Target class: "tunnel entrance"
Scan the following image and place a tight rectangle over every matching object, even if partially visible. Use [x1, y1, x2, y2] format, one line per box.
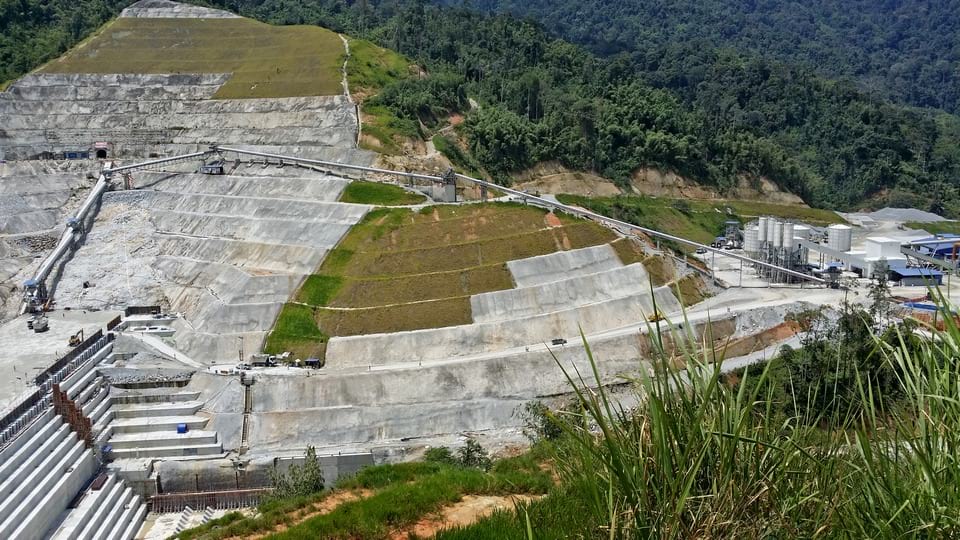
[95, 149, 107, 159]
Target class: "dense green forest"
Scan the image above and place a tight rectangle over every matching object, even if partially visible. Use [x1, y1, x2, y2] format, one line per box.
[4, 0, 960, 214]
[434, 0, 960, 116]
[0, 0, 128, 84]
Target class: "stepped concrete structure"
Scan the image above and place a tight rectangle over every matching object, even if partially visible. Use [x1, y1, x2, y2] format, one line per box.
[244, 245, 681, 452]
[507, 243, 624, 287]
[0, 333, 148, 540]
[0, 73, 372, 163]
[120, 0, 242, 18]
[53, 165, 370, 362]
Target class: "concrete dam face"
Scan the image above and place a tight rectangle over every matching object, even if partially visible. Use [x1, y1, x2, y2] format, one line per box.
[0, 72, 374, 164]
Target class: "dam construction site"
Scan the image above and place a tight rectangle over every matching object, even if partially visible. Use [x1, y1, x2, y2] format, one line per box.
[1, 1, 955, 538]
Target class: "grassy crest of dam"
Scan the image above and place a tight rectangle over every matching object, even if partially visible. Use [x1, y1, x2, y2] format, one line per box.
[40, 17, 345, 99]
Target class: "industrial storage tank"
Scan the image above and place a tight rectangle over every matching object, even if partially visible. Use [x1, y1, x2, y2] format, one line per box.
[766, 218, 776, 246]
[783, 223, 795, 250]
[744, 226, 759, 254]
[773, 220, 784, 248]
[828, 224, 853, 252]
[758, 217, 768, 244]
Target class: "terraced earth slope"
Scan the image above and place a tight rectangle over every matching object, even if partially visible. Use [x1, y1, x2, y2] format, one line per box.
[264, 203, 621, 359]
[246, 211, 788, 451]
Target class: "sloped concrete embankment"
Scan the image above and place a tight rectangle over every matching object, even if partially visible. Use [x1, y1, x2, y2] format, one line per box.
[0, 161, 95, 321]
[506, 243, 623, 287]
[0, 73, 375, 163]
[245, 298, 807, 452]
[121, 0, 242, 18]
[53, 168, 370, 362]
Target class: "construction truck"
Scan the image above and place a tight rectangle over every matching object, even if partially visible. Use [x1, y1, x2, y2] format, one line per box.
[32, 315, 49, 333]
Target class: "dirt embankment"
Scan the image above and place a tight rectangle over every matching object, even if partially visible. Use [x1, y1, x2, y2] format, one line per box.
[631, 169, 806, 206]
[513, 162, 622, 197]
[510, 162, 805, 205]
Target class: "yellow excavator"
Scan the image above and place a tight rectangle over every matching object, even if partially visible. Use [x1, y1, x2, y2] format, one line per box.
[68, 329, 84, 347]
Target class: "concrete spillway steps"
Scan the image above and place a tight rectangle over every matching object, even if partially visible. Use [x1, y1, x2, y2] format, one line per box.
[111, 415, 209, 434]
[109, 430, 221, 458]
[113, 400, 204, 419]
[111, 389, 201, 404]
[111, 430, 218, 449]
[0, 414, 98, 539]
[108, 394, 222, 458]
[51, 473, 147, 540]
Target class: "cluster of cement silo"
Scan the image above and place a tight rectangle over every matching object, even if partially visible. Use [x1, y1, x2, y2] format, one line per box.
[743, 217, 816, 282]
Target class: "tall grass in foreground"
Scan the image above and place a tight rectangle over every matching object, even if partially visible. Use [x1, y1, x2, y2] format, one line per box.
[553, 298, 960, 538]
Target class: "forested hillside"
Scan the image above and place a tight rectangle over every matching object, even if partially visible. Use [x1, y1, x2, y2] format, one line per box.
[5, 0, 960, 215]
[204, 0, 960, 213]
[435, 0, 960, 116]
[0, 0, 128, 85]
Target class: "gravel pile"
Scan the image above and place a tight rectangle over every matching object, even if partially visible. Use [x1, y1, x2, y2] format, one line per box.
[13, 234, 58, 252]
[866, 207, 948, 223]
[102, 366, 194, 385]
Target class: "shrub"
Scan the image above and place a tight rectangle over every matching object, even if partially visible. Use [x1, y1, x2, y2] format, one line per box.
[457, 439, 492, 470]
[264, 446, 325, 504]
[520, 400, 565, 443]
[424, 446, 458, 465]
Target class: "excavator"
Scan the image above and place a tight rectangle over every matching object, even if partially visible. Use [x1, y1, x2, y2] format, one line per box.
[68, 329, 84, 347]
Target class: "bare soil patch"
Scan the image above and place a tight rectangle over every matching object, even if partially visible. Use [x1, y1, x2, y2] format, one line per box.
[389, 494, 542, 539]
[228, 489, 372, 540]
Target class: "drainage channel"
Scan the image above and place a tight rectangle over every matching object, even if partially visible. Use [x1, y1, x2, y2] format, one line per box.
[239, 374, 253, 453]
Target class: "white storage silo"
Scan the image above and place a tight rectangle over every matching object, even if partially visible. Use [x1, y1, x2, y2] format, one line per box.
[828, 224, 852, 252]
[758, 217, 768, 244]
[783, 222, 795, 250]
[744, 226, 759, 254]
[766, 218, 777, 246]
[773, 221, 784, 248]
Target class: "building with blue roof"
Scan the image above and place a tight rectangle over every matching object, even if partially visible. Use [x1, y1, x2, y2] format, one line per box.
[888, 265, 944, 286]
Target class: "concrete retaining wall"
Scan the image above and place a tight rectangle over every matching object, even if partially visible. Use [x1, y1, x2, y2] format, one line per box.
[471, 263, 650, 323]
[121, 0, 241, 18]
[327, 286, 681, 367]
[0, 73, 376, 163]
[507, 243, 623, 287]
